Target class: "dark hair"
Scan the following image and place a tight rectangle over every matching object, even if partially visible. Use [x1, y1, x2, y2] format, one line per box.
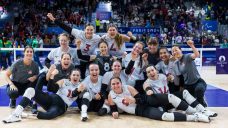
[61, 53, 72, 59]
[159, 46, 170, 55]
[107, 23, 117, 31]
[147, 37, 158, 46]
[69, 68, 81, 80]
[172, 44, 182, 51]
[24, 45, 34, 53]
[58, 33, 70, 40]
[98, 39, 108, 48]
[112, 60, 122, 67]
[85, 23, 94, 29]
[110, 76, 122, 85]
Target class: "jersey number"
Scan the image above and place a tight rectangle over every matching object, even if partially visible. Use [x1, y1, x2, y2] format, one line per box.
[83, 44, 91, 52]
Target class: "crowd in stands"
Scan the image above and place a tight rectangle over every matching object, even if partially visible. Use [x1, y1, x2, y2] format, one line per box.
[0, 0, 228, 69]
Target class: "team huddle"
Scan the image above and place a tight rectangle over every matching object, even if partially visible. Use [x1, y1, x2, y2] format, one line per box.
[3, 13, 217, 124]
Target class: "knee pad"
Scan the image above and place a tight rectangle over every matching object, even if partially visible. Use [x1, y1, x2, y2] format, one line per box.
[23, 87, 35, 100]
[161, 112, 174, 121]
[168, 94, 181, 108]
[183, 89, 196, 105]
[82, 92, 92, 101]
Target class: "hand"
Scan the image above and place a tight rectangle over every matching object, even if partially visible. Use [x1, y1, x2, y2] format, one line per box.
[95, 93, 101, 100]
[51, 69, 59, 76]
[9, 84, 18, 91]
[122, 52, 127, 58]
[49, 64, 56, 73]
[75, 39, 82, 49]
[146, 90, 153, 95]
[111, 56, 117, 61]
[124, 96, 135, 104]
[142, 53, 148, 61]
[27, 76, 37, 82]
[78, 84, 85, 92]
[127, 31, 133, 37]
[47, 13, 55, 21]
[112, 112, 119, 119]
[187, 40, 194, 47]
[167, 74, 174, 82]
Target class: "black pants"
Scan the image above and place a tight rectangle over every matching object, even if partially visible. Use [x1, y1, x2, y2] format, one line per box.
[77, 98, 104, 112]
[20, 90, 67, 119]
[168, 82, 180, 94]
[184, 78, 207, 106]
[35, 72, 48, 91]
[135, 104, 186, 121]
[7, 81, 36, 100]
[135, 80, 146, 95]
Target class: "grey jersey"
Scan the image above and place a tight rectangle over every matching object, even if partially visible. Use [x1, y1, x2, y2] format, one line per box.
[110, 85, 136, 114]
[144, 74, 169, 94]
[123, 53, 145, 85]
[48, 47, 79, 66]
[102, 70, 128, 90]
[71, 29, 101, 55]
[81, 75, 103, 99]
[156, 60, 179, 85]
[173, 54, 201, 85]
[56, 79, 80, 107]
[101, 34, 126, 57]
[53, 63, 75, 83]
[10, 59, 39, 83]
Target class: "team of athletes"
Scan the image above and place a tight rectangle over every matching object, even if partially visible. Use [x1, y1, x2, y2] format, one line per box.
[2, 13, 217, 124]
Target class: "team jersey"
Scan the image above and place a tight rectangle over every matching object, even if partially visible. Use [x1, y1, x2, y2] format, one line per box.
[123, 53, 145, 85]
[53, 63, 75, 83]
[48, 47, 79, 65]
[71, 29, 101, 55]
[81, 75, 103, 99]
[101, 34, 126, 57]
[156, 60, 179, 85]
[144, 74, 169, 94]
[94, 54, 113, 76]
[110, 85, 136, 114]
[102, 70, 128, 90]
[56, 79, 80, 107]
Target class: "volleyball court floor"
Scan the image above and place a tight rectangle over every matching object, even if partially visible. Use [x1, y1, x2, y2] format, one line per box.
[0, 66, 227, 128]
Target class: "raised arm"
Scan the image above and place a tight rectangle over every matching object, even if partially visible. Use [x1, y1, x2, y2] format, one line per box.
[187, 40, 199, 59]
[47, 13, 72, 34]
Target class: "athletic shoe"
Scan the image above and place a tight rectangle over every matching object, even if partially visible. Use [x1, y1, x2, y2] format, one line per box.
[194, 113, 210, 123]
[81, 112, 88, 122]
[9, 99, 16, 109]
[2, 113, 21, 123]
[202, 109, 218, 117]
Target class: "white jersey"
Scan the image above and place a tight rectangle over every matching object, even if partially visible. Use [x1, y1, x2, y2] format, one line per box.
[102, 70, 128, 90]
[56, 79, 80, 107]
[71, 29, 101, 55]
[156, 60, 179, 85]
[48, 47, 79, 65]
[81, 75, 103, 99]
[123, 53, 145, 86]
[110, 85, 136, 114]
[144, 74, 169, 94]
[101, 34, 126, 57]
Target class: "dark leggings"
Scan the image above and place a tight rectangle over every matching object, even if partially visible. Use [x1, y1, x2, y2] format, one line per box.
[184, 78, 207, 106]
[20, 90, 67, 120]
[135, 104, 186, 121]
[77, 98, 104, 112]
[35, 72, 48, 91]
[7, 81, 36, 100]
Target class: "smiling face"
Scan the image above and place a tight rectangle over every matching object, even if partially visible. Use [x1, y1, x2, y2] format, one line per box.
[159, 48, 170, 61]
[24, 47, 34, 60]
[146, 66, 158, 80]
[99, 42, 108, 55]
[110, 77, 122, 94]
[59, 34, 69, 48]
[61, 53, 72, 69]
[85, 25, 94, 39]
[171, 46, 182, 59]
[132, 43, 143, 55]
[70, 70, 81, 84]
[112, 61, 122, 74]
[89, 64, 100, 81]
[108, 27, 117, 38]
